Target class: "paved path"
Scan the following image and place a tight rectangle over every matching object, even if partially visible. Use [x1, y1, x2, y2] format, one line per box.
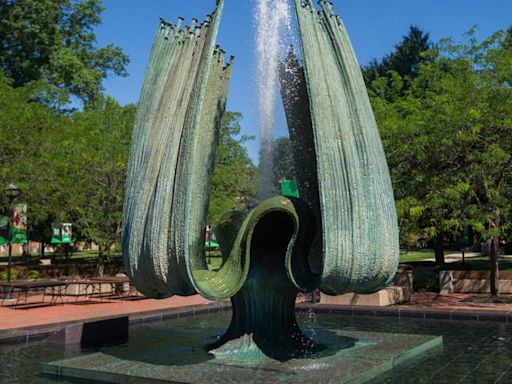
[420, 252, 512, 263]
[0, 295, 211, 331]
[421, 252, 481, 263]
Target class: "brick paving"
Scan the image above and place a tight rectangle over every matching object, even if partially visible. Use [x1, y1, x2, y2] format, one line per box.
[0, 294, 211, 331]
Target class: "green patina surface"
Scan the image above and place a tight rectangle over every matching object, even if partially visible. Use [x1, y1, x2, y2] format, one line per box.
[122, 0, 400, 355]
[291, 0, 399, 295]
[122, 1, 232, 299]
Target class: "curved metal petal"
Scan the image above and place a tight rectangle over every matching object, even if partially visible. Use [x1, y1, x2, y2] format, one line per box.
[290, 0, 400, 295]
[122, 1, 232, 298]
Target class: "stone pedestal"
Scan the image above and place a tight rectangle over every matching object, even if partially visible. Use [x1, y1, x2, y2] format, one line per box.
[320, 286, 406, 306]
[320, 266, 413, 307]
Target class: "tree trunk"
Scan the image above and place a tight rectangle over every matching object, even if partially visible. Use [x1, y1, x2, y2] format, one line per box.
[434, 233, 445, 265]
[40, 242, 45, 258]
[490, 238, 499, 297]
[96, 244, 106, 277]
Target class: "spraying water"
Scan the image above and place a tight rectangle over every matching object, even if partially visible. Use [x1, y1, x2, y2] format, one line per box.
[255, 0, 293, 199]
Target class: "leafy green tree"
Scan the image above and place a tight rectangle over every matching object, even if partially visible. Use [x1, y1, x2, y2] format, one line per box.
[363, 26, 432, 100]
[69, 96, 135, 274]
[208, 112, 258, 226]
[0, 0, 128, 103]
[0, 73, 71, 252]
[373, 27, 512, 295]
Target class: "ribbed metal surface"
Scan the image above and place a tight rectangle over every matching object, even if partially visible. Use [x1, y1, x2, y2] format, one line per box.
[292, 0, 399, 295]
[122, 1, 233, 299]
[123, 0, 399, 303]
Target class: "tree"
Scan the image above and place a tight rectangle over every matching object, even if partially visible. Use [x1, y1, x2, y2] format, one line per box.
[363, 26, 432, 100]
[0, 0, 129, 103]
[0, 73, 71, 252]
[373, 27, 512, 290]
[208, 112, 258, 226]
[69, 96, 136, 274]
[0, 77, 135, 266]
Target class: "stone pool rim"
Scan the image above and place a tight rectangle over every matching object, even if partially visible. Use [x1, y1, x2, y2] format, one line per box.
[1, 302, 511, 348]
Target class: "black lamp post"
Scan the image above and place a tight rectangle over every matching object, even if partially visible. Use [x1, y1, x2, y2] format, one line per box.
[5, 184, 21, 283]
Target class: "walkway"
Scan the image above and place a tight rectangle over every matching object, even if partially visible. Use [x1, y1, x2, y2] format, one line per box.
[0, 295, 211, 331]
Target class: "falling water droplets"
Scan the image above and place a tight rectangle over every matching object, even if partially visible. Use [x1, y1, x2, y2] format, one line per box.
[255, 0, 294, 200]
[302, 307, 319, 340]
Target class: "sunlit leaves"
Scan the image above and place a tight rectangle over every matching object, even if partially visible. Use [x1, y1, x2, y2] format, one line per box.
[373, 25, 512, 249]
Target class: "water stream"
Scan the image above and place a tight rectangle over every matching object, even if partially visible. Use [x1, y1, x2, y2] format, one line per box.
[255, 0, 293, 199]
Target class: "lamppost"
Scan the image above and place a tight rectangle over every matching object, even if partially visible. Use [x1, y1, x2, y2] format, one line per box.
[5, 184, 21, 283]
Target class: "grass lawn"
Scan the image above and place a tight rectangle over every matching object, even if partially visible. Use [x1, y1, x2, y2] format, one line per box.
[206, 251, 223, 271]
[399, 250, 435, 263]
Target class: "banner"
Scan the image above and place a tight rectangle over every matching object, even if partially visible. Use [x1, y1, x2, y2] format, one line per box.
[51, 223, 73, 244]
[61, 223, 73, 244]
[51, 223, 61, 244]
[11, 204, 27, 244]
[0, 216, 9, 245]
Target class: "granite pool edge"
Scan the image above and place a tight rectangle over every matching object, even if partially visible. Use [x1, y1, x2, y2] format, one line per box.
[299, 303, 512, 323]
[1, 302, 511, 347]
[0, 301, 231, 347]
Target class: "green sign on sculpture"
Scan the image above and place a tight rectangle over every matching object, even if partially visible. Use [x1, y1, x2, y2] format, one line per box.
[281, 179, 299, 198]
[122, 0, 399, 359]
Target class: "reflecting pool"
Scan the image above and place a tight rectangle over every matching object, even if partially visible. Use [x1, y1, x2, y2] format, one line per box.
[1, 311, 511, 383]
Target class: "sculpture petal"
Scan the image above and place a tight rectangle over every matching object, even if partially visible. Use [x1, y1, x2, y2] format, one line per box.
[122, 1, 232, 298]
[290, 0, 400, 295]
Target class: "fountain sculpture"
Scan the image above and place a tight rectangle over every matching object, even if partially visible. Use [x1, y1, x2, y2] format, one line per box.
[43, 2, 446, 383]
[122, 0, 399, 360]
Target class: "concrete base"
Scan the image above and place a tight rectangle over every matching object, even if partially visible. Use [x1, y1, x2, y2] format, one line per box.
[321, 287, 406, 306]
[43, 330, 442, 384]
[439, 270, 512, 294]
[46, 317, 129, 349]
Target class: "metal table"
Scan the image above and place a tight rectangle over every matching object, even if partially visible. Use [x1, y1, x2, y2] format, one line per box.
[0, 280, 68, 308]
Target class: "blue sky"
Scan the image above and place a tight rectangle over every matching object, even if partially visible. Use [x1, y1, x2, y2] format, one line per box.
[96, 0, 511, 162]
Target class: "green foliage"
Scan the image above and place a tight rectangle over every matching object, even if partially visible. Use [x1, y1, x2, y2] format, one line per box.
[69, 96, 136, 256]
[0, 75, 135, 262]
[363, 26, 432, 100]
[208, 112, 258, 226]
[0, 74, 251, 265]
[27, 270, 40, 280]
[373, 26, 512, 259]
[413, 273, 440, 292]
[0, 267, 20, 281]
[0, 0, 129, 103]
[0, 73, 69, 241]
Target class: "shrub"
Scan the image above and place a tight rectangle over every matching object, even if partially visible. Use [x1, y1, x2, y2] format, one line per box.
[0, 268, 20, 281]
[27, 270, 41, 280]
[413, 273, 440, 292]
